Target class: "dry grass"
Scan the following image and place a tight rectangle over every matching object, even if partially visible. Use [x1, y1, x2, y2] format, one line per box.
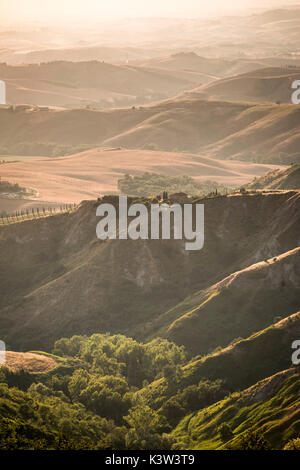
[1, 61, 191, 108]
[3, 351, 57, 373]
[189, 67, 300, 103]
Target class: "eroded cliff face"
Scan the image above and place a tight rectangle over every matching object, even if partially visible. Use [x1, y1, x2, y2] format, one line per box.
[0, 191, 299, 351]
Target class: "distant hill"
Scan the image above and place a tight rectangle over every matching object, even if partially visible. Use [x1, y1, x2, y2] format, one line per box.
[246, 164, 300, 190]
[186, 67, 300, 103]
[10, 46, 163, 65]
[136, 52, 275, 81]
[0, 61, 192, 108]
[0, 45, 170, 66]
[249, 8, 300, 26]
[1, 98, 300, 164]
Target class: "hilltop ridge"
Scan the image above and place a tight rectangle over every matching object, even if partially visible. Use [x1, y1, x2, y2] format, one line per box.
[1, 98, 300, 164]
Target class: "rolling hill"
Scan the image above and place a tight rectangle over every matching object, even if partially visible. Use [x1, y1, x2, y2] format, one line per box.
[2, 4, 300, 453]
[0, 45, 165, 66]
[0, 147, 284, 212]
[173, 366, 300, 450]
[0, 61, 193, 108]
[186, 67, 300, 103]
[134, 53, 290, 82]
[137, 311, 300, 411]
[246, 164, 300, 190]
[134, 52, 269, 83]
[1, 97, 300, 164]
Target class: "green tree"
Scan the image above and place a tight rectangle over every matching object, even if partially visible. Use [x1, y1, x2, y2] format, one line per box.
[124, 405, 172, 450]
[238, 430, 270, 450]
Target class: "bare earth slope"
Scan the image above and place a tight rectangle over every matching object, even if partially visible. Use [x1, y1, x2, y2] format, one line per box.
[0, 191, 299, 352]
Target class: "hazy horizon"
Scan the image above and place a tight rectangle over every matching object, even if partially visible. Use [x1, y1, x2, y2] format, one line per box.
[1, 0, 299, 26]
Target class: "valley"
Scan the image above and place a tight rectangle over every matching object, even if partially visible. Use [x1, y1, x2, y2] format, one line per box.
[0, 3, 300, 452]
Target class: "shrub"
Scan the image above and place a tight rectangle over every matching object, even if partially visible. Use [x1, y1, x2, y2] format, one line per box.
[218, 423, 234, 442]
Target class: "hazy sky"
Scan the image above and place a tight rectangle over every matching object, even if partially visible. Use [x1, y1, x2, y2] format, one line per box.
[0, 0, 292, 24]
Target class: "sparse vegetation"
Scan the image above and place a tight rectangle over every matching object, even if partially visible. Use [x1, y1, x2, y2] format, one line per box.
[0, 178, 29, 196]
[0, 142, 94, 158]
[246, 164, 300, 190]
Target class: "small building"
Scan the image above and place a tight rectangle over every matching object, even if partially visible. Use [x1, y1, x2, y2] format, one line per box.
[169, 192, 189, 203]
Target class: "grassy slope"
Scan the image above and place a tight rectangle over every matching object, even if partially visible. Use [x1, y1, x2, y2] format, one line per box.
[188, 67, 300, 104]
[0, 61, 192, 108]
[136, 312, 300, 418]
[126, 53, 267, 80]
[182, 311, 300, 390]
[246, 164, 300, 190]
[151, 247, 300, 355]
[173, 367, 300, 450]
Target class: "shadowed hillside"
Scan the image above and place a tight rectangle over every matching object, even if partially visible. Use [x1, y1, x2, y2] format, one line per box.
[180, 311, 300, 390]
[0, 191, 299, 352]
[151, 248, 300, 355]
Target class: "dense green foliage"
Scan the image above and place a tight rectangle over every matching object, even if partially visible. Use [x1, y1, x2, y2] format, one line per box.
[0, 332, 298, 450]
[0, 334, 227, 449]
[118, 172, 229, 197]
